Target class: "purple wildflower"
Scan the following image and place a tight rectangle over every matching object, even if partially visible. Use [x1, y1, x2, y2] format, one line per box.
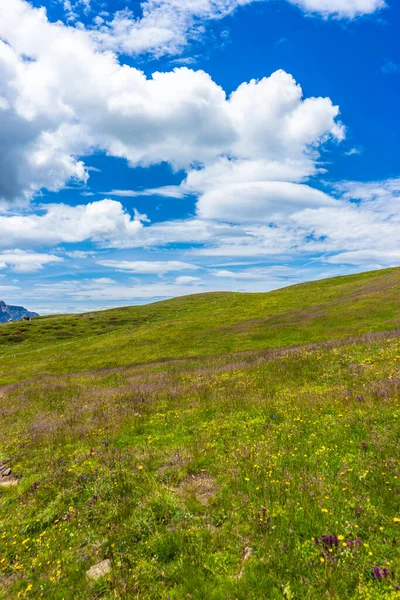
[373, 567, 382, 579]
[373, 567, 390, 580]
[320, 535, 339, 550]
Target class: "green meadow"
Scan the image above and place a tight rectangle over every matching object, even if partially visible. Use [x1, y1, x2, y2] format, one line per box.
[0, 267, 399, 599]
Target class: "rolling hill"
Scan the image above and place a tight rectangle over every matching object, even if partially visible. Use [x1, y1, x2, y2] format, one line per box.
[0, 267, 399, 599]
[0, 266, 399, 384]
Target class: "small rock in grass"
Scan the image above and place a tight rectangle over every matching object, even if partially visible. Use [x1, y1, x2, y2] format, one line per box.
[0, 464, 19, 487]
[0, 476, 19, 487]
[86, 559, 111, 580]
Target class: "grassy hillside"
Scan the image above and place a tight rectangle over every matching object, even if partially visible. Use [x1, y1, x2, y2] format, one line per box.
[0, 266, 399, 384]
[0, 268, 400, 599]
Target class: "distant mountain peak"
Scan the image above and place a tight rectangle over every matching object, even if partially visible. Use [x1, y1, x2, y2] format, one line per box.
[0, 301, 39, 323]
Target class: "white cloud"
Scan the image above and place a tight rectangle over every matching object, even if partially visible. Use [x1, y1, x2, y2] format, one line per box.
[290, 0, 385, 18]
[174, 275, 202, 284]
[97, 260, 199, 274]
[64, 250, 98, 259]
[105, 186, 186, 199]
[0, 250, 63, 273]
[335, 178, 400, 204]
[325, 249, 400, 267]
[0, 200, 145, 248]
[211, 266, 293, 280]
[61, 0, 91, 22]
[196, 181, 336, 222]
[344, 147, 362, 156]
[0, 2, 343, 204]
[185, 157, 317, 191]
[227, 72, 344, 161]
[290, 179, 400, 267]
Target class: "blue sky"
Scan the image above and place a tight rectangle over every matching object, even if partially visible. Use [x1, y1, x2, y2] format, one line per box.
[0, 0, 399, 314]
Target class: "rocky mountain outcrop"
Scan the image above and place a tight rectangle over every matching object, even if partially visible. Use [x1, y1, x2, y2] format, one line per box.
[0, 301, 39, 323]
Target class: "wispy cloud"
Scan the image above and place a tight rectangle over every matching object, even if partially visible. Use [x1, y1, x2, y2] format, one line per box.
[97, 260, 200, 275]
[104, 186, 186, 199]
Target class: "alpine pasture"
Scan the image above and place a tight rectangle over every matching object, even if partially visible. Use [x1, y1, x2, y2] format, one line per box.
[0, 268, 399, 599]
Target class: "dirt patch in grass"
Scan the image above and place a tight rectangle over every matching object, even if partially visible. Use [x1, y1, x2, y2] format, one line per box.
[178, 471, 218, 506]
[158, 452, 191, 476]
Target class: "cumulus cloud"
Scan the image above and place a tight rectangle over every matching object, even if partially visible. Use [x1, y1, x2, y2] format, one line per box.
[97, 260, 200, 275]
[227, 72, 344, 160]
[0, 200, 145, 248]
[0, 250, 63, 273]
[0, 1, 343, 204]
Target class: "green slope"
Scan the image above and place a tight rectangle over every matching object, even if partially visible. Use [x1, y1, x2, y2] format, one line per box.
[0, 266, 399, 384]
[1, 267, 400, 599]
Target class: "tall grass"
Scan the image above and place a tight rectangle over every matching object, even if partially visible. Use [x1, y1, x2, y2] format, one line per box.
[1, 331, 399, 598]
